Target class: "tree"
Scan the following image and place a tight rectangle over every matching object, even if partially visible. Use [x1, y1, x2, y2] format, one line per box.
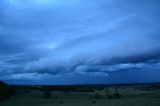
[113, 92, 121, 99]
[94, 93, 102, 99]
[112, 86, 121, 99]
[43, 86, 52, 99]
[0, 81, 10, 101]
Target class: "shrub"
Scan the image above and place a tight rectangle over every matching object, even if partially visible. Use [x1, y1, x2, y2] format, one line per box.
[59, 101, 63, 104]
[94, 93, 102, 99]
[9, 87, 16, 96]
[0, 81, 10, 101]
[113, 93, 121, 99]
[43, 90, 52, 99]
[91, 101, 96, 104]
[106, 93, 112, 99]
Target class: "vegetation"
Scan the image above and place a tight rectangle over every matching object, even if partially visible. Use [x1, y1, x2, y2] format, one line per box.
[113, 93, 121, 99]
[0, 82, 160, 106]
[94, 93, 102, 99]
[0, 92, 160, 106]
[0, 81, 11, 101]
[43, 90, 52, 99]
[42, 86, 52, 99]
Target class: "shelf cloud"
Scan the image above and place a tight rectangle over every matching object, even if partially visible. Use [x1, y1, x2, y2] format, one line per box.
[0, 0, 160, 84]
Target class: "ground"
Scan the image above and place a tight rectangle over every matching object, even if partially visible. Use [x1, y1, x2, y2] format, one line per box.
[1, 91, 160, 106]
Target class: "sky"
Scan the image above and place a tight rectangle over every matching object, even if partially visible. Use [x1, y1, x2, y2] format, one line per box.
[0, 0, 160, 85]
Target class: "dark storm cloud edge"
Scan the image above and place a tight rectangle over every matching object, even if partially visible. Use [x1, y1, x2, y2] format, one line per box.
[0, 0, 160, 82]
[17, 47, 160, 77]
[1, 47, 160, 78]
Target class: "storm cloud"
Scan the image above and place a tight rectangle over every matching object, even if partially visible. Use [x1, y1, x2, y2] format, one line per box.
[0, 0, 160, 84]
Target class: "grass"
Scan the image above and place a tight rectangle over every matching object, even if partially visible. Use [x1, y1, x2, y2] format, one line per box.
[1, 92, 160, 106]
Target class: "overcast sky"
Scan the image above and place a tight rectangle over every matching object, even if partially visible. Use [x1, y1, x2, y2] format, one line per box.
[0, 0, 160, 85]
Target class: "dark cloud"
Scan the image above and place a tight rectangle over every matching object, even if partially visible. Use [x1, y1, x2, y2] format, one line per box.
[0, 0, 160, 84]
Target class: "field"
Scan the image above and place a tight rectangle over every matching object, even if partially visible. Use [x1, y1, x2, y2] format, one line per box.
[1, 83, 160, 106]
[1, 90, 160, 106]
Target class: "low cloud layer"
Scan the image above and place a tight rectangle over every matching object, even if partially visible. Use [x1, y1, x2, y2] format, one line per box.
[0, 0, 160, 84]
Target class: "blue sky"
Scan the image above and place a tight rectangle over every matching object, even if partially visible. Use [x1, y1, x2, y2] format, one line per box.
[0, 0, 160, 85]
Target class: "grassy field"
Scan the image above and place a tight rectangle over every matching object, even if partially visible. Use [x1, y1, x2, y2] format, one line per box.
[1, 91, 160, 106]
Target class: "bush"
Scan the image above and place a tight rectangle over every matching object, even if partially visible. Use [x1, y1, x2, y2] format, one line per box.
[91, 101, 96, 104]
[42, 86, 52, 99]
[59, 101, 63, 104]
[9, 87, 16, 96]
[0, 84, 10, 101]
[94, 93, 102, 99]
[106, 93, 112, 99]
[113, 93, 121, 99]
[43, 90, 52, 99]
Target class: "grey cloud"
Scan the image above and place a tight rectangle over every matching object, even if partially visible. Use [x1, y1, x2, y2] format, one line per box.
[0, 0, 160, 84]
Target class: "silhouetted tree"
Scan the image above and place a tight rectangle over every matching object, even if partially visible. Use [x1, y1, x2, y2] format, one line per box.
[0, 81, 10, 101]
[106, 93, 112, 99]
[94, 93, 102, 99]
[43, 86, 52, 99]
[43, 90, 51, 99]
[91, 101, 96, 104]
[113, 93, 121, 99]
